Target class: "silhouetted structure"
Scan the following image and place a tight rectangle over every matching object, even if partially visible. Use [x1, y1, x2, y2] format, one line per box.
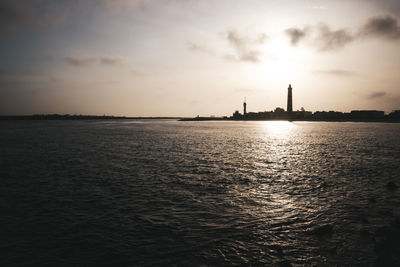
[287, 84, 293, 114]
[313, 111, 345, 120]
[350, 110, 384, 120]
[389, 110, 400, 120]
[232, 110, 241, 119]
[180, 83, 400, 122]
[243, 98, 247, 118]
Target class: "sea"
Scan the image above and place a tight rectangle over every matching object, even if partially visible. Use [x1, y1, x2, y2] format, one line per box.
[1, 120, 400, 266]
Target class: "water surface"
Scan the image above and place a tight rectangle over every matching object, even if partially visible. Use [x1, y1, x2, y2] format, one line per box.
[1, 120, 399, 266]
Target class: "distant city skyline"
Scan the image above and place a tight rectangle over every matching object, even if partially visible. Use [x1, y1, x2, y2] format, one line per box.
[222, 83, 399, 122]
[1, 0, 400, 116]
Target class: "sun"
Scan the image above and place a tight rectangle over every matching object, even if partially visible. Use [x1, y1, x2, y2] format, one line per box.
[252, 37, 307, 84]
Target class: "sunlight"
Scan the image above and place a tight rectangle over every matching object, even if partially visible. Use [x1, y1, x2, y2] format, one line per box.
[261, 121, 296, 136]
[253, 38, 306, 84]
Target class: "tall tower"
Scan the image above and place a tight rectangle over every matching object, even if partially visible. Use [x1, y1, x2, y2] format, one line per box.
[243, 97, 247, 116]
[287, 84, 293, 114]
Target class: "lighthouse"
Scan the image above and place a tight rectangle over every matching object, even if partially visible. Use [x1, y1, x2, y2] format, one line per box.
[243, 97, 247, 117]
[287, 84, 293, 114]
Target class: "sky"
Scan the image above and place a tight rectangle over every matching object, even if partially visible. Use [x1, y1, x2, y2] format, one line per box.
[1, 0, 400, 116]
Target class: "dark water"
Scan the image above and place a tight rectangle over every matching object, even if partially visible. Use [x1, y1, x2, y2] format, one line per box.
[1, 120, 400, 266]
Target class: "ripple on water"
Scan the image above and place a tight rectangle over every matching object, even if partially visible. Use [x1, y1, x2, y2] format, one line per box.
[0, 120, 400, 266]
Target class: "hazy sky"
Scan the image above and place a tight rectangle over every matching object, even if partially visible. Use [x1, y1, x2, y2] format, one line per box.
[1, 0, 400, 116]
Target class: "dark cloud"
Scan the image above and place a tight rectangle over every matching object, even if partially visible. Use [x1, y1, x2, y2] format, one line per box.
[315, 24, 354, 51]
[284, 24, 354, 51]
[285, 27, 308, 45]
[222, 30, 267, 63]
[0, 0, 67, 33]
[66, 56, 133, 69]
[100, 57, 125, 65]
[314, 69, 356, 76]
[65, 57, 96, 67]
[360, 15, 400, 40]
[368, 91, 386, 99]
[286, 14, 400, 51]
[367, 0, 400, 16]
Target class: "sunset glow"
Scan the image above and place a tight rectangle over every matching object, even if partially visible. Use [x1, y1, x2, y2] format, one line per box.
[2, 2, 400, 265]
[1, 0, 399, 116]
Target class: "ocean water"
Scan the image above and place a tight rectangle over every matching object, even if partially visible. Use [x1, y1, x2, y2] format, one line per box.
[1, 120, 400, 266]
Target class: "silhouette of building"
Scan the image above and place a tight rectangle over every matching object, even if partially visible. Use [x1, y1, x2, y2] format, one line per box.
[389, 110, 400, 119]
[350, 110, 384, 120]
[216, 83, 397, 122]
[287, 84, 293, 114]
[313, 111, 345, 120]
[243, 97, 247, 117]
[232, 110, 241, 119]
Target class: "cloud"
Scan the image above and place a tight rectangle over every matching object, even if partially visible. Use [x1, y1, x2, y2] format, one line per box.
[285, 27, 308, 46]
[65, 56, 144, 75]
[368, 91, 386, 99]
[65, 57, 96, 67]
[284, 24, 354, 51]
[367, 0, 400, 16]
[314, 69, 356, 76]
[186, 41, 214, 54]
[314, 24, 355, 51]
[360, 14, 400, 40]
[286, 14, 400, 51]
[222, 30, 268, 63]
[65, 56, 128, 67]
[256, 33, 268, 43]
[99, 57, 125, 65]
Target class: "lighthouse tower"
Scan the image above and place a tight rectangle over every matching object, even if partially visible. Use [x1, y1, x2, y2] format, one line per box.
[243, 97, 247, 117]
[287, 84, 293, 114]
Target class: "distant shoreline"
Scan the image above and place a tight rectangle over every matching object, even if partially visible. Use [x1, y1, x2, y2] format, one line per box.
[0, 115, 182, 120]
[1, 114, 399, 123]
[179, 117, 400, 123]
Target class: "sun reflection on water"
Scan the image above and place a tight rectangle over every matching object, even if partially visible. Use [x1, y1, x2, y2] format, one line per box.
[249, 121, 307, 232]
[259, 121, 297, 138]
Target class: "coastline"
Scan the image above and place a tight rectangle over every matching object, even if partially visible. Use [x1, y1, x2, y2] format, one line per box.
[0, 114, 399, 123]
[179, 117, 400, 123]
